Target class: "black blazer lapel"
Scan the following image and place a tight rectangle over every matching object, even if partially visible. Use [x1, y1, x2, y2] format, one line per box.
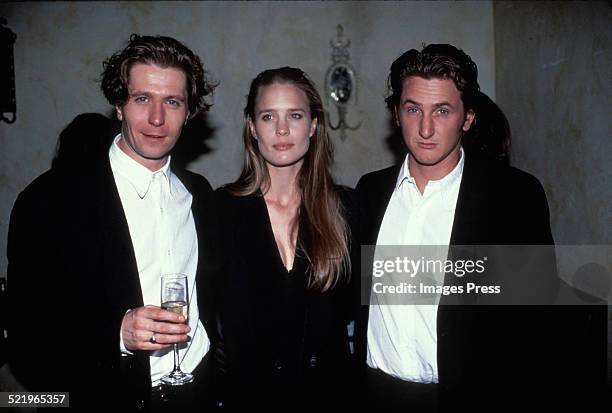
[172, 167, 216, 342]
[358, 165, 401, 246]
[95, 156, 144, 309]
[92, 157, 150, 387]
[354, 164, 401, 365]
[449, 155, 490, 246]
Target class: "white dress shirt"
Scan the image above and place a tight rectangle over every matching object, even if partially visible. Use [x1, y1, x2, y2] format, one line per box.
[366, 149, 464, 383]
[109, 135, 210, 385]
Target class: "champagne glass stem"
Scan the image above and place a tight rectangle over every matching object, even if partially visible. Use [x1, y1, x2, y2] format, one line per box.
[172, 343, 181, 374]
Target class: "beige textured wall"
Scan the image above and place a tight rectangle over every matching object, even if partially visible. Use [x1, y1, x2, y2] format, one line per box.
[494, 1, 611, 245]
[494, 1, 612, 376]
[0, 1, 495, 278]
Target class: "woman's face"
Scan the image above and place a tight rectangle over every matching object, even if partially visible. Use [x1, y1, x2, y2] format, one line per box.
[249, 82, 317, 169]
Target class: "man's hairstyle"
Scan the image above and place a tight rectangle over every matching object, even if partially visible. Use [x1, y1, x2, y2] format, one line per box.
[385, 43, 480, 113]
[101, 34, 215, 117]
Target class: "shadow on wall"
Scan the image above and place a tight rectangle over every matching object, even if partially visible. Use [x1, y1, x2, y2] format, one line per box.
[51, 111, 216, 171]
[171, 111, 216, 169]
[51, 112, 115, 169]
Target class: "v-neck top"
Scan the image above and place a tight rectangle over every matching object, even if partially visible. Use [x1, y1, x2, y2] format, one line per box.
[209, 187, 358, 411]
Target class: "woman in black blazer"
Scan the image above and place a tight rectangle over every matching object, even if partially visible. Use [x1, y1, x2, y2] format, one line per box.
[209, 67, 357, 412]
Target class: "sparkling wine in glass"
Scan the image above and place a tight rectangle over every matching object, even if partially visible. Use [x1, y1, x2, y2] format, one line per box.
[160, 274, 193, 385]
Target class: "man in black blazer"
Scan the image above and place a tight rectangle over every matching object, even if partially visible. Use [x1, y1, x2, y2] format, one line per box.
[7, 35, 220, 410]
[355, 44, 606, 412]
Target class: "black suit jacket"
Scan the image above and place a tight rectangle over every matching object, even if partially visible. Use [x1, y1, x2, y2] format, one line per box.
[7, 154, 217, 410]
[354, 154, 606, 410]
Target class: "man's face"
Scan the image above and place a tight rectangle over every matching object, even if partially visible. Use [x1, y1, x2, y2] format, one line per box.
[116, 63, 189, 171]
[395, 76, 474, 177]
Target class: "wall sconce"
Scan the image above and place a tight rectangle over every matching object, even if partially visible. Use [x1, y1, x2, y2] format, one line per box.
[1, 18, 17, 124]
[325, 25, 361, 140]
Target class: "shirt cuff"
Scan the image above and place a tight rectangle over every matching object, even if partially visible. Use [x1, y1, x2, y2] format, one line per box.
[120, 309, 134, 356]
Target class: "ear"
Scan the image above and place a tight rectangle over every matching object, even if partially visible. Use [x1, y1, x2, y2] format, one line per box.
[309, 117, 318, 138]
[462, 109, 475, 132]
[394, 106, 400, 127]
[248, 117, 257, 140]
[115, 105, 123, 121]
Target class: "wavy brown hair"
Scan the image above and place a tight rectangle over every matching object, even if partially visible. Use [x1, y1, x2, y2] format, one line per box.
[101, 34, 215, 117]
[226, 67, 350, 291]
[385, 43, 480, 113]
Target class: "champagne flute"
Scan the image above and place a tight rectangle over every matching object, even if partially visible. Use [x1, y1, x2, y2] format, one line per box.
[160, 274, 193, 385]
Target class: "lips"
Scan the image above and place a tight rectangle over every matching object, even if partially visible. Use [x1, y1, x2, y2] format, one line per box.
[273, 143, 294, 151]
[142, 132, 166, 139]
[417, 142, 436, 149]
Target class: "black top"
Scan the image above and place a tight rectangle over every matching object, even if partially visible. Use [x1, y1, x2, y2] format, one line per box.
[207, 187, 358, 412]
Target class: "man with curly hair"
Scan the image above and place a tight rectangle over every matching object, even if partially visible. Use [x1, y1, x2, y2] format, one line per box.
[8, 34, 220, 411]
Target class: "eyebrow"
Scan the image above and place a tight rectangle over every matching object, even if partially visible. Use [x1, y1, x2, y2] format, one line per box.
[256, 108, 307, 114]
[401, 99, 454, 108]
[129, 91, 186, 101]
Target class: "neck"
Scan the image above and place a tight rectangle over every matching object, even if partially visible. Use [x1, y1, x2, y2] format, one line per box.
[265, 162, 302, 206]
[410, 148, 461, 194]
[118, 136, 167, 172]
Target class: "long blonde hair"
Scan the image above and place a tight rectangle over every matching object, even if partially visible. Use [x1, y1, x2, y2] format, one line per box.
[226, 67, 350, 291]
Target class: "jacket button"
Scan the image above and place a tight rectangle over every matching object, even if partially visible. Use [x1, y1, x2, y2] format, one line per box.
[308, 356, 318, 367]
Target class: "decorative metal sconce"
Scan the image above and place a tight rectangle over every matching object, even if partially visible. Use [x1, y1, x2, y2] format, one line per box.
[325, 25, 361, 140]
[1, 18, 17, 124]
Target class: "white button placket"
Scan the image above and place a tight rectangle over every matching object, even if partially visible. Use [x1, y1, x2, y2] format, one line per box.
[153, 172, 173, 275]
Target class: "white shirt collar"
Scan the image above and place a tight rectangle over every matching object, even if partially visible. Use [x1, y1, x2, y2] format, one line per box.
[396, 147, 465, 194]
[108, 134, 172, 199]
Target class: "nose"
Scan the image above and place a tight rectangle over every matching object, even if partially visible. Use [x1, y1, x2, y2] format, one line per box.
[276, 119, 289, 136]
[419, 114, 434, 139]
[149, 102, 165, 127]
